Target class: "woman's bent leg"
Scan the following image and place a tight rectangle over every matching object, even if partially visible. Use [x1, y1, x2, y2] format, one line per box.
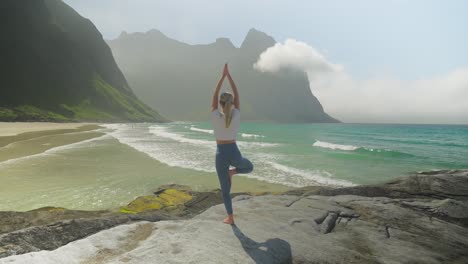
[231, 145, 254, 174]
[216, 150, 233, 215]
[235, 157, 253, 174]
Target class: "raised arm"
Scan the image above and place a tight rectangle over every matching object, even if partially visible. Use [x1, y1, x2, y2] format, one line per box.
[211, 65, 227, 111]
[226, 69, 240, 109]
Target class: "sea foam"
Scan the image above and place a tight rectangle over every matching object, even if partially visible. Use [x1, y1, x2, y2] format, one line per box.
[189, 127, 214, 134]
[0, 133, 109, 168]
[189, 126, 266, 140]
[105, 124, 215, 172]
[241, 133, 265, 138]
[104, 124, 356, 188]
[151, 126, 213, 146]
[313, 140, 359, 151]
[264, 161, 355, 187]
[312, 140, 404, 156]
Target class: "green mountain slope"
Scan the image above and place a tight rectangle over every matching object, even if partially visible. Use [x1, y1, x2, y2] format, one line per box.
[0, 0, 166, 122]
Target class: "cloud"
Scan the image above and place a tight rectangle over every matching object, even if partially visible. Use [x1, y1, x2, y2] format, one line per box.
[254, 39, 342, 74]
[254, 39, 468, 124]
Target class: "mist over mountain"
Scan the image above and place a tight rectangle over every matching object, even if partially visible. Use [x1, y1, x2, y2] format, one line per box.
[0, 0, 165, 122]
[108, 28, 338, 123]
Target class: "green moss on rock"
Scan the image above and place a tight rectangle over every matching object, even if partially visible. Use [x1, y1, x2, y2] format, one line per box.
[119, 189, 193, 214]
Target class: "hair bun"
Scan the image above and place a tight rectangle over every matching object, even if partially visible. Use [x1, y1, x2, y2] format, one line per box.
[220, 92, 234, 104]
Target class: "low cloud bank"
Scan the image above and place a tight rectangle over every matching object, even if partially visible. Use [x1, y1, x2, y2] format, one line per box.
[255, 39, 468, 124]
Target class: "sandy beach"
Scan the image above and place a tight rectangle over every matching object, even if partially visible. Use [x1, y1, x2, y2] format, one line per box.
[0, 122, 98, 137]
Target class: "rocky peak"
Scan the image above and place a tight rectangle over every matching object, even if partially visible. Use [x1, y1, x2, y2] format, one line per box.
[118, 30, 128, 38]
[240, 28, 276, 51]
[214, 37, 235, 49]
[116, 29, 169, 42]
[146, 28, 166, 37]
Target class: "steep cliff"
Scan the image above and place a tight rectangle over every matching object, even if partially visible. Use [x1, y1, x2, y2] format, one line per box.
[108, 28, 338, 122]
[0, 0, 165, 122]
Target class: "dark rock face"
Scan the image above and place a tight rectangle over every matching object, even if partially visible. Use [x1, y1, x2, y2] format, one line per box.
[0, 186, 218, 258]
[107, 28, 338, 123]
[284, 170, 468, 227]
[0, 0, 165, 122]
[1, 171, 467, 262]
[0, 216, 129, 257]
[0, 207, 110, 235]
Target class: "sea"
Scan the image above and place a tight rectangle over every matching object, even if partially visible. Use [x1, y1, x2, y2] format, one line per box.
[1, 122, 467, 211]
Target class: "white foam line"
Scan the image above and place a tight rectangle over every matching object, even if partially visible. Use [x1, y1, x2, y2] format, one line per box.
[190, 127, 214, 134]
[112, 138, 214, 173]
[105, 124, 215, 172]
[265, 161, 355, 187]
[151, 125, 277, 148]
[150, 126, 214, 146]
[190, 126, 268, 142]
[0, 134, 110, 168]
[237, 141, 279, 148]
[188, 125, 272, 147]
[313, 140, 359, 151]
[104, 124, 349, 188]
[104, 125, 279, 176]
[241, 133, 265, 139]
[0, 129, 105, 150]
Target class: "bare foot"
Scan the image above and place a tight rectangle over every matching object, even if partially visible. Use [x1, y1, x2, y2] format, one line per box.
[223, 214, 235, 225]
[228, 169, 236, 186]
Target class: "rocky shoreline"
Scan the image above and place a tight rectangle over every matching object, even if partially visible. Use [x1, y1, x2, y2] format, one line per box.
[1, 170, 468, 263]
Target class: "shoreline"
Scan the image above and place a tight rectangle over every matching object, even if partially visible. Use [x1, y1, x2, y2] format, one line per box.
[0, 123, 105, 171]
[0, 123, 103, 149]
[0, 123, 291, 212]
[0, 122, 99, 137]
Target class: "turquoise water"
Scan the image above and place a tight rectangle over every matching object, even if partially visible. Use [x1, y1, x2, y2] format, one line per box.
[113, 122, 468, 186]
[1, 122, 466, 211]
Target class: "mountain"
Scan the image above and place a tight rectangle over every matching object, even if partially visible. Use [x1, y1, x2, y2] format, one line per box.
[107, 28, 339, 123]
[0, 0, 166, 122]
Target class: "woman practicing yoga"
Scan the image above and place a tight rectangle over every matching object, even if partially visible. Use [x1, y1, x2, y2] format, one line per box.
[211, 64, 254, 225]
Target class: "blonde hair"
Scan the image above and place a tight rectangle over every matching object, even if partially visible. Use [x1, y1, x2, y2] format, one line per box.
[220, 93, 234, 128]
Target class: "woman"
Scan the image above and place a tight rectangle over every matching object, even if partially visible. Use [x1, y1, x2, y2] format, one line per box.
[211, 64, 254, 225]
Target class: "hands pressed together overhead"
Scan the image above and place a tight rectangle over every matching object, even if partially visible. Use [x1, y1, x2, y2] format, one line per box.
[222, 63, 232, 79]
[212, 63, 239, 110]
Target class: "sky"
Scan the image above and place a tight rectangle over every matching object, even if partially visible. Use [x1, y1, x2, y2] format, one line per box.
[64, 0, 468, 124]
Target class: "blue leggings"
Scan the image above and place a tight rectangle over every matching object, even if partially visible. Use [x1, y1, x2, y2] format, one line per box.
[215, 143, 254, 215]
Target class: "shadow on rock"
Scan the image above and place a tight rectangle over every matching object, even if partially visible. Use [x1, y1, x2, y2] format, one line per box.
[231, 225, 292, 264]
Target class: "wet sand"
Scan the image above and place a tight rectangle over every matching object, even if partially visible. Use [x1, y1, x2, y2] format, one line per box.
[0, 123, 102, 148]
[0, 122, 98, 137]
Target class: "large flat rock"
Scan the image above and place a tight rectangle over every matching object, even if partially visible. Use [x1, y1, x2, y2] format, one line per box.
[1, 170, 468, 263]
[3, 192, 468, 263]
